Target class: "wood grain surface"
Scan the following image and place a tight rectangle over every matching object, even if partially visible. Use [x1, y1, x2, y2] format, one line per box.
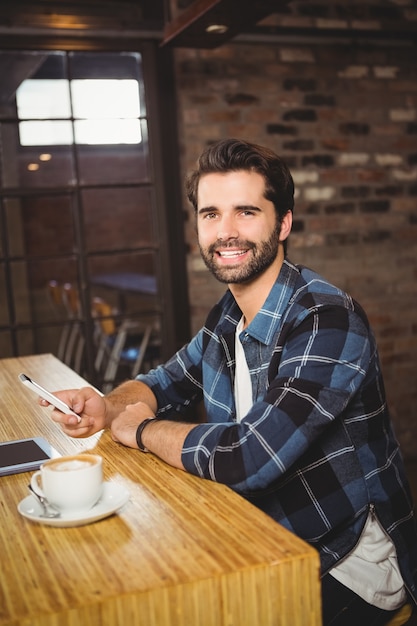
[0, 354, 321, 626]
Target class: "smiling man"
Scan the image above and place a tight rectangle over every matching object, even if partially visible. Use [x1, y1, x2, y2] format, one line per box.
[48, 139, 417, 624]
[196, 167, 292, 326]
[197, 169, 289, 287]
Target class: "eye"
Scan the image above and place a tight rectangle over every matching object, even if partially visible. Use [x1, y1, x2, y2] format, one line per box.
[201, 211, 218, 220]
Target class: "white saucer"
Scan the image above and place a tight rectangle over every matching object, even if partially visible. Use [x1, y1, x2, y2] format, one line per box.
[17, 481, 130, 527]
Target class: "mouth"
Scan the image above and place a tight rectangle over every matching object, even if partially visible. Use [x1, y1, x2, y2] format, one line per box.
[214, 248, 251, 266]
[203, 240, 255, 270]
[216, 249, 248, 259]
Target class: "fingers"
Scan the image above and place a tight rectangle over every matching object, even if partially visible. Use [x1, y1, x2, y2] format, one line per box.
[111, 413, 140, 448]
[48, 406, 91, 437]
[47, 387, 104, 438]
[110, 402, 156, 449]
[51, 388, 87, 415]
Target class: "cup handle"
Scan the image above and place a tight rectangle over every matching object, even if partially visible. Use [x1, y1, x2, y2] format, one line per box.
[30, 471, 45, 498]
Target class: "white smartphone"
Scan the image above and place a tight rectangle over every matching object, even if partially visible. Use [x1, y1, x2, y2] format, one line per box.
[18, 373, 82, 423]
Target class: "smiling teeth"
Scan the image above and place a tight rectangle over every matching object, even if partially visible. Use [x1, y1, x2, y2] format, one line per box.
[218, 250, 246, 257]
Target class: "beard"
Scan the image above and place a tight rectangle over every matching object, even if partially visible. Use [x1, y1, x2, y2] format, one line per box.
[198, 222, 281, 284]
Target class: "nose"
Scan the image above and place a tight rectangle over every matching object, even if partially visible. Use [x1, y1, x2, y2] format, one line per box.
[217, 215, 238, 241]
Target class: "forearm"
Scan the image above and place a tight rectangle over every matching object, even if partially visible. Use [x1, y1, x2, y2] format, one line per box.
[140, 419, 196, 470]
[110, 403, 196, 469]
[104, 380, 157, 424]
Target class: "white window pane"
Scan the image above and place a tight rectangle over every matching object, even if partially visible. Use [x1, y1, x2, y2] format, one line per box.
[74, 119, 141, 144]
[71, 80, 140, 119]
[19, 121, 74, 146]
[16, 80, 71, 119]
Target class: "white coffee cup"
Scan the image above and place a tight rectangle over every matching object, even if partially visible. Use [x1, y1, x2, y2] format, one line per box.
[30, 454, 103, 514]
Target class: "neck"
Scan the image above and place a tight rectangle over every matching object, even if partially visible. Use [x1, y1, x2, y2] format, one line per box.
[229, 251, 285, 328]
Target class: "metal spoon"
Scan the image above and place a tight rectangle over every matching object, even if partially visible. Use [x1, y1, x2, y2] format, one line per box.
[27, 484, 61, 518]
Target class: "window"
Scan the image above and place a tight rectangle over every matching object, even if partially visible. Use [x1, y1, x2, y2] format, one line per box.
[0, 47, 189, 388]
[16, 79, 142, 145]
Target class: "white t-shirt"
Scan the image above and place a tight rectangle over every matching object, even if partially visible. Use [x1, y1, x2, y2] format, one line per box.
[234, 317, 407, 609]
[234, 316, 253, 422]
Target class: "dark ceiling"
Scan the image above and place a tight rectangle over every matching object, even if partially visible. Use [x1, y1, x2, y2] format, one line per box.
[0, 0, 292, 48]
[0, 0, 416, 49]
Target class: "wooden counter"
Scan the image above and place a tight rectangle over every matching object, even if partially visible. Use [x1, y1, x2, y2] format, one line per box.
[0, 354, 321, 626]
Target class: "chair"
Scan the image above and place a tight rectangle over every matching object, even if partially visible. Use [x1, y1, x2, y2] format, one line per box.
[60, 282, 85, 373]
[92, 297, 158, 392]
[47, 280, 84, 371]
[46, 281, 85, 372]
[386, 603, 413, 626]
[47, 280, 69, 361]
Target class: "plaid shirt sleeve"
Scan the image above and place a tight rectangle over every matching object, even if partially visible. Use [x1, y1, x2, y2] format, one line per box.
[181, 301, 372, 492]
[136, 328, 206, 418]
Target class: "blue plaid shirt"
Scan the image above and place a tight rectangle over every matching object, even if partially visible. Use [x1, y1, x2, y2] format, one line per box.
[138, 259, 417, 600]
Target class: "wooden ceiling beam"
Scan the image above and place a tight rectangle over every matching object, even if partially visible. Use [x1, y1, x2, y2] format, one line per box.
[161, 0, 290, 48]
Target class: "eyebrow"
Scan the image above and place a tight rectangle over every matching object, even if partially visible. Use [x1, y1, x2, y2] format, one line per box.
[197, 204, 262, 215]
[197, 206, 216, 215]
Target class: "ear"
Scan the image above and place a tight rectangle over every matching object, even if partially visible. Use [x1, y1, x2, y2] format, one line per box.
[279, 211, 292, 241]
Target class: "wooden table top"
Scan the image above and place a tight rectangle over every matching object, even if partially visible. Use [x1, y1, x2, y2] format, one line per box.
[0, 354, 321, 626]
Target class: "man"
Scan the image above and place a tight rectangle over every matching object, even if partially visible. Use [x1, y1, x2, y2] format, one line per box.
[49, 139, 417, 624]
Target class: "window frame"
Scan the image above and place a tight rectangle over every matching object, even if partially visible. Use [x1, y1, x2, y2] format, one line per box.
[0, 37, 190, 385]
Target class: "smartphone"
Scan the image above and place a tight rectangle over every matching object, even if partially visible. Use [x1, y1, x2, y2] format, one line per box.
[18, 373, 81, 423]
[0, 437, 61, 476]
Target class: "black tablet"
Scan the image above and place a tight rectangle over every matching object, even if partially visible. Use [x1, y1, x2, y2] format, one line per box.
[0, 437, 61, 477]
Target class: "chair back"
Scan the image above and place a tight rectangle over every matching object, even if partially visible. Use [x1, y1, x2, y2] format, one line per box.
[91, 296, 157, 391]
[63, 282, 80, 318]
[92, 297, 116, 336]
[47, 280, 64, 309]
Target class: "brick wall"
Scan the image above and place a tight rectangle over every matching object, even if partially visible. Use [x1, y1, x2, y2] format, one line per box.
[172, 14, 417, 457]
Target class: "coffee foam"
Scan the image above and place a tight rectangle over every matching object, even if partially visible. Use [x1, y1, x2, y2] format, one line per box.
[48, 456, 98, 472]
[53, 459, 93, 471]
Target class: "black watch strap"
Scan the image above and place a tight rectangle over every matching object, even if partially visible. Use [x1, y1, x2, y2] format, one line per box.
[135, 418, 156, 453]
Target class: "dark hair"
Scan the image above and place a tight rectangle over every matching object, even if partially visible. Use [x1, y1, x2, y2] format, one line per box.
[185, 138, 294, 222]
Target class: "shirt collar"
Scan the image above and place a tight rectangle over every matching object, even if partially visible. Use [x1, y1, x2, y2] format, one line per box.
[218, 259, 300, 345]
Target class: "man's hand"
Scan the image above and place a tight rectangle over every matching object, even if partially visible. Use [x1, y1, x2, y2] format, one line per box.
[43, 387, 108, 438]
[42, 380, 157, 439]
[111, 401, 156, 449]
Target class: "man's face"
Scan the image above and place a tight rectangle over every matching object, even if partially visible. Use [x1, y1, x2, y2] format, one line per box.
[196, 170, 282, 285]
